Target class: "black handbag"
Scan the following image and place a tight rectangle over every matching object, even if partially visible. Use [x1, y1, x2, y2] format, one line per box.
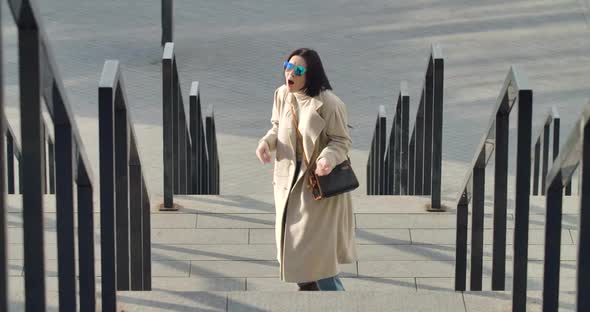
[290, 103, 359, 200]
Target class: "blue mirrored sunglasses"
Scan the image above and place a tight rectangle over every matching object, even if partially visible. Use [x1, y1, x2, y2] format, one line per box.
[283, 61, 306, 76]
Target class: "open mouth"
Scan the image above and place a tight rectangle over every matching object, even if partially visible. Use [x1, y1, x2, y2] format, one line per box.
[288, 79, 294, 86]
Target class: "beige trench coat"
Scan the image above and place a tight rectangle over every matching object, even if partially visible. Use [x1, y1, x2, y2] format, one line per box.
[259, 85, 358, 283]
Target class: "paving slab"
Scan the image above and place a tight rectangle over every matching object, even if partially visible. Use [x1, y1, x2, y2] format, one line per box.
[117, 291, 228, 312]
[151, 244, 276, 261]
[152, 228, 250, 245]
[355, 213, 508, 229]
[462, 291, 576, 312]
[249, 228, 413, 245]
[189, 261, 357, 278]
[244, 277, 413, 292]
[196, 213, 274, 229]
[227, 291, 466, 312]
[410, 228, 573, 245]
[416, 277, 576, 292]
[151, 277, 246, 292]
[152, 214, 197, 229]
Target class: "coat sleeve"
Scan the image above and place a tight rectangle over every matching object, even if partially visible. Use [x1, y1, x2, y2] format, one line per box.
[259, 87, 281, 151]
[317, 93, 352, 169]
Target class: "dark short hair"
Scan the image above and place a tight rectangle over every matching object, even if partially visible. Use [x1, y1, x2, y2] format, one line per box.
[286, 48, 332, 97]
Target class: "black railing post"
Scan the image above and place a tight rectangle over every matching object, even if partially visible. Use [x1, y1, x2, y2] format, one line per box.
[423, 60, 433, 196]
[393, 98, 401, 195]
[577, 122, 590, 310]
[541, 124, 550, 195]
[415, 96, 424, 195]
[172, 59, 180, 194]
[378, 106, 387, 194]
[18, 10, 47, 310]
[162, 43, 174, 208]
[400, 83, 410, 195]
[455, 192, 468, 291]
[115, 99, 131, 291]
[41, 123, 47, 194]
[54, 114, 77, 311]
[408, 130, 415, 195]
[6, 135, 14, 194]
[129, 140, 144, 290]
[512, 86, 533, 312]
[48, 136, 55, 194]
[77, 165, 95, 312]
[541, 176, 563, 312]
[533, 141, 540, 195]
[206, 105, 220, 194]
[492, 106, 509, 291]
[0, 3, 6, 307]
[385, 123, 394, 195]
[99, 68, 118, 311]
[178, 96, 187, 194]
[190, 82, 202, 194]
[161, 0, 173, 46]
[470, 152, 485, 291]
[431, 46, 444, 208]
[142, 182, 152, 290]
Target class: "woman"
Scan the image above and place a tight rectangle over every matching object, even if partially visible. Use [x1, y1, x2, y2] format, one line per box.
[255, 48, 358, 291]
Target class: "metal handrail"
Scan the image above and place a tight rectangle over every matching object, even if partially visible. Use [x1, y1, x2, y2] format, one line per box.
[541, 100, 590, 311]
[367, 105, 387, 195]
[7, 1, 96, 311]
[454, 66, 533, 312]
[99, 60, 153, 308]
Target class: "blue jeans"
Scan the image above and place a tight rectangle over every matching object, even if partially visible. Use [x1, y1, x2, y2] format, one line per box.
[298, 275, 345, 291]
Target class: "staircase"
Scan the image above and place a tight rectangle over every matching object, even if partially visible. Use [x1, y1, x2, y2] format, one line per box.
[5, 192, 580, 311]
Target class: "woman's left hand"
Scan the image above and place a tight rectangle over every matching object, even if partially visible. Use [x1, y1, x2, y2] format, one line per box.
[315, 158, 332, 176]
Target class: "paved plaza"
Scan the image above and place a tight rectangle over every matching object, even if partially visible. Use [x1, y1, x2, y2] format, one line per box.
[3, 0, 590, 197]
[2, 0, 590, 311]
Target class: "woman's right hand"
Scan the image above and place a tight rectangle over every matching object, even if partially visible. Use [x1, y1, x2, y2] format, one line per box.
[256, 141, 272, 164]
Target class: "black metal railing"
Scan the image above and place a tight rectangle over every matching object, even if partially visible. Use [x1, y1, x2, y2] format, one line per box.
[542, 100, 590, 311]
[367, 105, 387, 195]
[384, 82, 410, 195]
[161, 0, 173, 46]
[162, 42, 220, 209]
[408, 44, 444, 210]
[6, 1, 97, 311]
[4, 116, 56, 195]
[454, 66, 533, 312]
[366, 44, 444, 210]
[530, 106, 570, 196]
[99, 60, 152, 310]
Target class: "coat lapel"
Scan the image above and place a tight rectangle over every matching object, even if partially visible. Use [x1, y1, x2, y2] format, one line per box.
[291, 96, 326, 183]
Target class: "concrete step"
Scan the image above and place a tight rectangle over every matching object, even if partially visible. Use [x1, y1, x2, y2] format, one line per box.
[116, 290, 467, 312]
[9, 289, 564, 311]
